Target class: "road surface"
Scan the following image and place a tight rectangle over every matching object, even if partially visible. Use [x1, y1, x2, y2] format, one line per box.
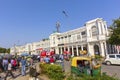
[64, 60, 120, 79]
[101, 64, 120, 79]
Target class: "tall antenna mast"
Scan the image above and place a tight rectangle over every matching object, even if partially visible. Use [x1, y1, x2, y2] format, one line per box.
[56, 21, 60, 33]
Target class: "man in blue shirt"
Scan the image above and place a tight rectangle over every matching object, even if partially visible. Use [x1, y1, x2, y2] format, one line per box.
[21, 57, 26, 76]
[44, 56, 50, 63]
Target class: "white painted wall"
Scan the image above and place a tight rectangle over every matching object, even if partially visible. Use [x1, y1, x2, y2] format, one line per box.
[10, 18, 108, 57]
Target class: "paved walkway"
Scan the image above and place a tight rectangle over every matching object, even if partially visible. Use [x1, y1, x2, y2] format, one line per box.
[0, 68, 29, 80]
[14, 62, 49, 80]
[0, 62, 50, 80]
[0, 70, 17, 79]
[0, 64, 34, 80]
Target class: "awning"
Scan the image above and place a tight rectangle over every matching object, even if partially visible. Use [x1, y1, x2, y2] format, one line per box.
[40, 51, 46, 57]
[36, 48, 43, 50]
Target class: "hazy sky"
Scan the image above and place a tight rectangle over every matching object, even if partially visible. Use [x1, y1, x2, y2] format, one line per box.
[0, 0, 120, 48]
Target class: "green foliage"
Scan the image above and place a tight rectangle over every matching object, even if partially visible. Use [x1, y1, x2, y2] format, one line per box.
[109, 17, 120, 45]
[66, 73, 119, 80]
[0, 47, 10, 53]
[95, 55, 104, 61]
[40, 63, 118, 80]
[40, 63, 64, 80]
[6, 48, 10, 53]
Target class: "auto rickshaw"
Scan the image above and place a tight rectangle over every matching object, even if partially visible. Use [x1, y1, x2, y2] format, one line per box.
[71, 56, 101, 76]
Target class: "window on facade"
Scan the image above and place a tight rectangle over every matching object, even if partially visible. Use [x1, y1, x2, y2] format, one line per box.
[58, 38, 60, 40]
[81, 31, 86, 35]
[68, 35, 71, 37]
[53, 37, 55, 40]
[77, 34, 80, 40]
[68, 35, 71, 43]
[91, 26, 98, 36]
[81, 31, 86, 38]
[65, 36, 67, 38]
[109, 55, 115, 58]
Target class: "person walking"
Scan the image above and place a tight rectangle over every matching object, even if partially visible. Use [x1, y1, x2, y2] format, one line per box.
[2, 57, 8, 72]
[30, 58, 33, 66]
[17, 56, 21, 69]
[59, 54, 64, 72]
[44, 56, 50, 63]
[0, 59, 3, 72]
[21, 57, 26, 76]
[13, 58, 17, 71]
[4, 59, 15, 80]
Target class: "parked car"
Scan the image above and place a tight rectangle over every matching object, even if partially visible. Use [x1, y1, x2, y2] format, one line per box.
[104, 54, 120, 65]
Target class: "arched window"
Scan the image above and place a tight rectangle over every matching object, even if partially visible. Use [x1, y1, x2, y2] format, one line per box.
[94, 44, 100, 55]
[91, 26, 98, 36]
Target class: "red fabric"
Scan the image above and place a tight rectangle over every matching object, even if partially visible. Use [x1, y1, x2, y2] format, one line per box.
[40, 51, 46, 57]
[50, 58, 55, 63]
[36, 48, 43, 50]
[64, 51, 69, 54]
[13, 60, 17, 66]
[50, 51, 54, 56]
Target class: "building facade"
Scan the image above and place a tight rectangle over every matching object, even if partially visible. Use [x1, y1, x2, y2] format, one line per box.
[50, 18, 108, 57]
[10, 38, 50, 55]
[10, 18, 110, 57]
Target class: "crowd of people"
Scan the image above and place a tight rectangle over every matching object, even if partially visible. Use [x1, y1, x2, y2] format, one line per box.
[0, 52, 69, 80]
[0, 55, 34, 80]
[37, 53, 67, 63]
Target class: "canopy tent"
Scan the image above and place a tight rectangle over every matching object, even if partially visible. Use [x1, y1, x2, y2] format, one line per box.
[21, 53, 30, 56]
[40, 51, 46, 57]
[5, 54, 12, 58]
[50, 51, 55, 56]
[36, 48, 43, 50]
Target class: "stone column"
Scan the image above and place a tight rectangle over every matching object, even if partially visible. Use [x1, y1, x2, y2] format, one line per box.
[81, 45, 83, 50]
[104, 22, 108, 36]
[101, 22, 105, 34]
[104, 41, 108, 56]
[72, 46, 74, 56]
[68, 46, 70, 52]
[97, 22, 102, 35]
[100, 42, 105, 57]
[64, 47, 66, 51]
[87, 43, 90, 56]
[76, 45, 79, 56]
[55, 47, 59, 54]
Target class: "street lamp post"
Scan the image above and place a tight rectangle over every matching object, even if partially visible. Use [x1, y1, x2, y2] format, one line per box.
[14, 44, 17, 57]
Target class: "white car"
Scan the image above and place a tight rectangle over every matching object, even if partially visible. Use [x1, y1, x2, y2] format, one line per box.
[104, 54, 120, 65]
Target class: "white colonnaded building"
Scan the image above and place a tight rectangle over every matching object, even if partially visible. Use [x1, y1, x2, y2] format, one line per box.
[10, 18, 116, 57]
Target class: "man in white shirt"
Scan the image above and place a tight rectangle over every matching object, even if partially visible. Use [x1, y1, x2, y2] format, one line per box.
[4, 59, 15, 80]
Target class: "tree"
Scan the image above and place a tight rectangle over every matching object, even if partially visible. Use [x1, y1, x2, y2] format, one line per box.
[6, 48, 10, 53]
[108, 17, 120, 45]
[0, 47, 10, 53]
